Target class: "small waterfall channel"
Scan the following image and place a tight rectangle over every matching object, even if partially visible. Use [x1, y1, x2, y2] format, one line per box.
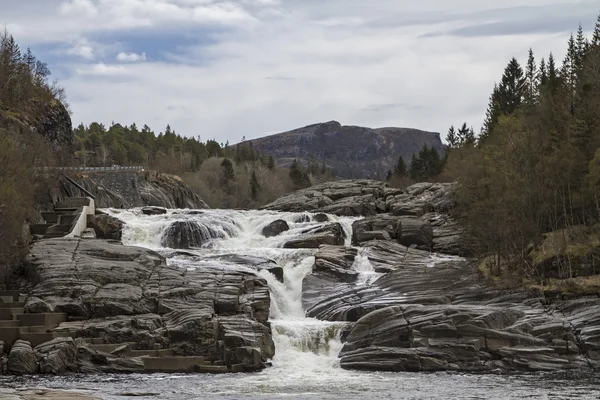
[103, 208, 371, 374]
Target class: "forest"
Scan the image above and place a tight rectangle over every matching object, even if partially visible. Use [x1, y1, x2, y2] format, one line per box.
[444, 14, 600, 285]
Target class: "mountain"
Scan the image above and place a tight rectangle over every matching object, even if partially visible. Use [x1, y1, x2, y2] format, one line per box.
[248, 121, 444, 179]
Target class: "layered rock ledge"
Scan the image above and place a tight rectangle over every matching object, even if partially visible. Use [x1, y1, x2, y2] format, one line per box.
[2, 238, 273, 374]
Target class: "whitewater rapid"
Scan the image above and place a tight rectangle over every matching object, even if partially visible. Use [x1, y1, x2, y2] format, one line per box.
[103, 208, 370, 374]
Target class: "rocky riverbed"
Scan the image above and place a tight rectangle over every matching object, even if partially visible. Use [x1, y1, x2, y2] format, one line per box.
[3, 180, 600, 385]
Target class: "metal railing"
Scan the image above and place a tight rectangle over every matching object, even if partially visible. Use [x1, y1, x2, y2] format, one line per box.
[44, 165, 145, 172]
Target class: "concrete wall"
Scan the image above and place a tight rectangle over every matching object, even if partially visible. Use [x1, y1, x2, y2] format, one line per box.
[64, 198, 95, 239]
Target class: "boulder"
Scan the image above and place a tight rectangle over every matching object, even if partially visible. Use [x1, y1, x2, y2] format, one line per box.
[313, 213, 330, 222]
[352, 215, 401, 245]
[398, 217, 433, 249]
[87, 212, 123, 241]
[283, 223, 345, 248]
[313, 245, 359, 282]
[204, 254, 284, 283]
[35, 337, 78, 374]
[7, 340, 38, 375]
[76, 346, 145, 373]
[141, 206, 167, 215]
[161, 220, 222, 249]
[262, 220, 290, 238]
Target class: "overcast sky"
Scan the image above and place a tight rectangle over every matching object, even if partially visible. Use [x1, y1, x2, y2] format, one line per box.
[3, 0, 600, 143]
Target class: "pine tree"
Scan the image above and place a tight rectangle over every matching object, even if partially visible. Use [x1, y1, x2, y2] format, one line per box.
[266, 155, 275, 170]
[548, 53, 559, 91]
[289, 159, 310, 188]
[394, 155, 407, 177]
[562, 34, 578, 92]
[525, 48, 537, 104]
[593, 13, 600, 47]
[250, 170, 260, 200]
[409, 153, 422, 181]
[457, 122, 471, 146]
[481, 85, 500, 141]
[386, 169, 393, 181]
[446, 125, 458, 148]
[576, 24, 588, 68]
[539, 58, 548, 87]
[220, 158, 235, 184]
[496, 57, 526, 115]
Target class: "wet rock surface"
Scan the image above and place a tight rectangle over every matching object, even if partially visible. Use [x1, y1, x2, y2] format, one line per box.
[18, 238, 274, 374]
[284, 223, 345, 249]
[262, 220, 290, 238]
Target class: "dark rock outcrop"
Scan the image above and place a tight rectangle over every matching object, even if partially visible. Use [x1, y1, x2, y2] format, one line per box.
[283, 223, 345, 248]
[161, 220, 223, 249]
[59, 171, 208, 209]
[262, 220, 290, 238]
[247, 121, 443, 179]
[7, 340, 38, 375]
[24, 238, 274, 372]
[35, 337, 78, 374]
[265, 180, 467, 257]
[141, 206, 167, 215]
[87, 212, 123, 241]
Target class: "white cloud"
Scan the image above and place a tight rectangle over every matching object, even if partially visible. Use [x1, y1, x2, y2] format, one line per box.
[1, 0, 597, 144]
[66, 41, 95, 60]
[76, 63, 128, 76]
[116, 52, 147, 62]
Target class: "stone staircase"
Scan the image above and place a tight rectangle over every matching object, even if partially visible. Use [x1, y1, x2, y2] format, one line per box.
[0, 291, 68, 349]
[29, 198, 95, 239]
[76, 338, 245, 373]
[0, 292, 258, 373]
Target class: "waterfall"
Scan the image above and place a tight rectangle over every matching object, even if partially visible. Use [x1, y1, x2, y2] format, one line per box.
[104, 208, 364, 370]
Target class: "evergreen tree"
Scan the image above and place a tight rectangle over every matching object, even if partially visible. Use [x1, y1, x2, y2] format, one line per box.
[547, 53, 559, 91]
[394, 155, 407, 177]
[525, 48, 537, 104]
[289, 159, 310, 189]
[576, 24, 588, 68]
[220, 158, 235, 184]
[386, 169, 393, 181]
[250, 170, 260, 200]
[446, 125, 458, 148]
[266, 155, 275, 170]
[481, 85, 500, 141]
[593, 13, 600, 47]
[496, 57, 526, 115]
[539, 58, 548, 86]
[562, 34, 578, 92]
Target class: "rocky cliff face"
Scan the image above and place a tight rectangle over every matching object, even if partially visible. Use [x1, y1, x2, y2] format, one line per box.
[0, 99, 72, 149]
[58, 171, 208, 209]
[248, 121, 444, 179]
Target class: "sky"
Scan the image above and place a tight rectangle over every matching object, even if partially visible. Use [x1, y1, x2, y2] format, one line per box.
[3, 0, 600, 143]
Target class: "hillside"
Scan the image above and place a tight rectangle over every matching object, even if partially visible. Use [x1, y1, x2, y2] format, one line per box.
[247, 121, 444, 179]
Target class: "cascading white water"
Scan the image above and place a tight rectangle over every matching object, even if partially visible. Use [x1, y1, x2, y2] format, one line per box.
[104, 207, 363, 371]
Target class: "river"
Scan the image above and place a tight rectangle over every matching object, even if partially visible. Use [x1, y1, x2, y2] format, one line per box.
[3, 208, 600, 399]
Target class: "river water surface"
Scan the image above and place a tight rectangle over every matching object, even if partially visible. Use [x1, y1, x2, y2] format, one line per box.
[3, 209, 600, 399]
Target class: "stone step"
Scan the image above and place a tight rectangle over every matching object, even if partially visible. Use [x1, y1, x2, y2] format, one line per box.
[16, 312, 67, 328]
[0, 302, 25, 309]
[143, 356, 206, 373]
[0, 320, 20, 328]
[0, 291, 24, 302]
[88, 342, 138, 353]
[30, 224, 53, 235]
[0, 327, 21, 348]
[41, 212, 59, 224]
[20, 331, 70, 347]
[130, 349, 174, 358]
[195, 364, 229, 373]
[43, 232, 66, 239]
[0, 308, 24, 320]
[20, 325, 51, 333]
